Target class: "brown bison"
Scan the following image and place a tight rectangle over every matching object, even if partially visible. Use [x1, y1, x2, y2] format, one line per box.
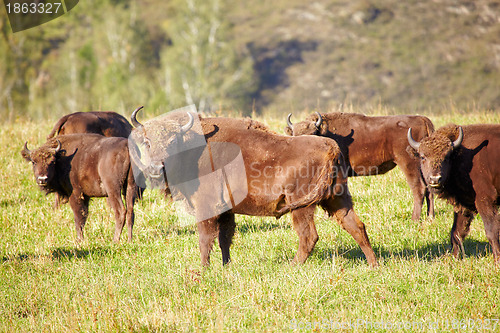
[129, 107, 378, 267]
[408, 124, 500, 263]
[47, 111, 133, 139]
[47, 111, 135, 207]
[285, 112, 435, 221]
[22, 134, 138, 242]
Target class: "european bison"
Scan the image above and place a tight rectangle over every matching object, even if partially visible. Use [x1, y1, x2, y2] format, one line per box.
[408, 124, 500, 263]
[286, 111, 435, 221]
[129, 107, 378, 267]
[47, 111, 135, 208]
[21, 134, 138, 242]
[47, 111, 133, 139]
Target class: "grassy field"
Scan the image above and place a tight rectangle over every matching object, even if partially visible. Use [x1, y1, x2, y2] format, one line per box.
[1, 109, 499, 332]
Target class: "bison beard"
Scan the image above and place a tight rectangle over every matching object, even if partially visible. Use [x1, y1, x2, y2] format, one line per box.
[22, 134, 138, 242]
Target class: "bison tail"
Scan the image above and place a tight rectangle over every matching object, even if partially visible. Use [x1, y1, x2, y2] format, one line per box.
[125, 162, 142, 202]
[275, 145, 339, 218]
[47, 114, 71, 139]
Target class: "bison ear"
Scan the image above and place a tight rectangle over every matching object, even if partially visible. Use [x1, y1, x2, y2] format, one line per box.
[284, 126, 293, 136]
[21, 142, 32, 162]
[21, 150, 32, 162]
[406, 145, 419, 158]
[318, 122, 329, 135]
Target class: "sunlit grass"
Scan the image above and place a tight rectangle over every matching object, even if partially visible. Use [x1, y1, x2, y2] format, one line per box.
[0, 109, 499, 331]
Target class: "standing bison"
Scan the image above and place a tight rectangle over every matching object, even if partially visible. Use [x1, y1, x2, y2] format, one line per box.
[22, 134, 138, 242]
[129, 107, 378, 267]
[47, 111, 133, 139]
[47, 111, 135, 208]
[286, 112, 435, 221]
[408, 124, 500, 263]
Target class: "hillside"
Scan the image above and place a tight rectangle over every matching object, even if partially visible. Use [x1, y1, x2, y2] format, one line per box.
[229, 0, 500, 113]
[1, 0, 499, 119]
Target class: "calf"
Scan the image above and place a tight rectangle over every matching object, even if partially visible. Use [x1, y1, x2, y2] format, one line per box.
[47, 111, 134, 207]
[22, 134, 137, 242]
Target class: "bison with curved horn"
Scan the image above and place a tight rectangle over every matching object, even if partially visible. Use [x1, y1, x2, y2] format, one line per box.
[47, 111, 135, 208]
[408, 124, 500, 263]
[285, 111, 435, 221]
[22, 135, 138, 242]
[129, 106, 378, 267]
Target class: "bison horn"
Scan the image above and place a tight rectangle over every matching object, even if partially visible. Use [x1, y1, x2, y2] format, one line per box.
[180, 112, 194, 134]
[315, 112, 322, 128]
[131, 106, 144, 128]
[286, 113, 293, 129]
[53, 139, 61, 153]
[452, 127, 463, 149]
[23, 141, 31, 155]
[407, 128, 420, 150]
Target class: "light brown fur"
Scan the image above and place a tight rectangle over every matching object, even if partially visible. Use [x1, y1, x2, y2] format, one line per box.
[131, 112, 378, 267]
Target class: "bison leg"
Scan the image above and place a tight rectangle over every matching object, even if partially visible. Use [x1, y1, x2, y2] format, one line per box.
[124, 171, 137, 242]
[198, 217, 219, 266]
[473, 180, 500, 263]
[104, 190, 126, 242]
[450, 210, 475, 259]
[476, 203, 500, 264]
[290, 205, 318, 264]
[69, 193, 89, 242]
[397, 159, 432, 221]
[479, 212, 500, 264]
[425, 189, 435, 220]
[53, 193, 68, 209]
[218, 212, 236, 265]
[322, 195, 378, 267]
[102, 178, 127, 242]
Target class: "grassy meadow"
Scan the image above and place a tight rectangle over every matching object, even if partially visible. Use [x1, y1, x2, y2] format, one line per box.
[0, 109, 499, 332]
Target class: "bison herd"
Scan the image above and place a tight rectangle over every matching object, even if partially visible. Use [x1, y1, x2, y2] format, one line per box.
[21, 108, 500, 266]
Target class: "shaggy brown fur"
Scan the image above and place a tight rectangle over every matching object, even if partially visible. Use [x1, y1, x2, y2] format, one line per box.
[286, 111, 435, 221]
[276, 142, 341, 215]
[22, 134, 138, 243]
[243, 118, 276, 133]
[47, 111, 132, 138]
[418, 124, 460, 165]
[131, 113, 378, 267]
[47, 111, 134, 208]
[412, 124, 500, 263]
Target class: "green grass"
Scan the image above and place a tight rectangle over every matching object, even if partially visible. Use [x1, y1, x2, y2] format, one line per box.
[1, 110, 499, 332]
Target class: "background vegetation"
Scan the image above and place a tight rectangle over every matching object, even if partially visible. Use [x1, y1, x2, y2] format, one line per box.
[1, 0, 499, 331]
[1, 109, 499, 332]
[1, 0, 500, 120]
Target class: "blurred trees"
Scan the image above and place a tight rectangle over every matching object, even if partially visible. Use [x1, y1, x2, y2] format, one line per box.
[0, 0, 257, 120]
[159, 0, 257, 113]
[1, 0, 500, 120]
